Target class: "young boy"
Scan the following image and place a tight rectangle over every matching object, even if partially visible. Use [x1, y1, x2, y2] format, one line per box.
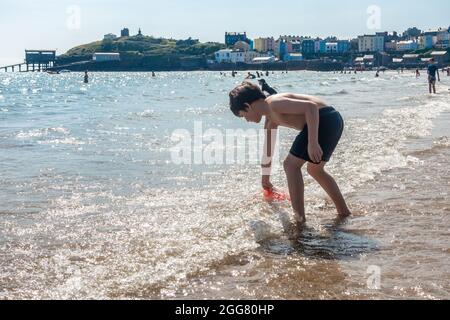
[229, 81, 351, 225]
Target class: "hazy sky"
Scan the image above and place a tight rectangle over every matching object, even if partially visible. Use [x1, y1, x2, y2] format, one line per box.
[1, 0, 449, 65]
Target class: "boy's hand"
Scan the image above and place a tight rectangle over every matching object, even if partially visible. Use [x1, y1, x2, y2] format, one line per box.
[308, 142, 324, 164]
[262, 175, 274, 191]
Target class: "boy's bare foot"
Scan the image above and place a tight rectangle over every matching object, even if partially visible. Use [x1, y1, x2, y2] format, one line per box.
[335, 210, 352, 225]
[294, 213, 306, 227]
[338, 210, 352, 218]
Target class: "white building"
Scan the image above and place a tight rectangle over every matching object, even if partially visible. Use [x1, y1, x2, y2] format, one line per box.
[215, 49, 261, 64]
[93, 53, 120, 62]
[215, 49, 233, 63]
[358, 35, 385, 52]
[103, 33, 117, 41]
[396, 40, 419, 51]
[231, 51, 246, 63]
[325, 43, 338, 53]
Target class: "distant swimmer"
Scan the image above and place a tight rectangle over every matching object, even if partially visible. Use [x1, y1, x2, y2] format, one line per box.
[245, 72, 256, 79]
[427, 58, 440, 94]
[229, 82, 352, 226]
[84, 71, 89, 84]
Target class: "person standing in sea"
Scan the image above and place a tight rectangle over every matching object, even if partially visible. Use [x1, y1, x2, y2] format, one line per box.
[427, 58, 440, 94]
[84, 71, 89, 84]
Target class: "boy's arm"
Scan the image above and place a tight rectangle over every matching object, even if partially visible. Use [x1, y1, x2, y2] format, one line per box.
[270, 97, 323, 163]
[261, 119, 278, 189]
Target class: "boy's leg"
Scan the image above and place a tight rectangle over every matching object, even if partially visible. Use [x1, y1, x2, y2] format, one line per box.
[284, 154, 306, 225]
[307, 162, 352, 217]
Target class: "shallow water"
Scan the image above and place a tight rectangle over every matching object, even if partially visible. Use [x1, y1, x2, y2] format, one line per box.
[0, 71, 449, 299]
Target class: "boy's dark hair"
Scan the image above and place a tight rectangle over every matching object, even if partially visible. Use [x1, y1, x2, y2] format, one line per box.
[229, 82, 266, 117]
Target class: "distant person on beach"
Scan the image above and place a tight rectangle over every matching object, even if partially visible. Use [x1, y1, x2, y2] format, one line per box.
[152, 71, 156, 77]
[256, 71, 261, 78]
[245, 72, 256, 79]
[416, 69, 421, 78]
[447, 68, 450, 76]
[375, 71, 379, 78]
[84, 71, 89, 84]
[229, 82, 351, 226]
[427, 58, 440, 94]
[266, 71, 269, 77]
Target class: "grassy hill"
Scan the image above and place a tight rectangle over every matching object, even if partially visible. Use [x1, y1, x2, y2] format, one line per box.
[60, 35, 225, 60]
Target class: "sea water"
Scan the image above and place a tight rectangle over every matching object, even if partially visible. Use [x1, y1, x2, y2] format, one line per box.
[0, 71, 449, 299]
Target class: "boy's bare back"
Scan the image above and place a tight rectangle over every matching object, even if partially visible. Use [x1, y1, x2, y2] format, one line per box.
[265, 93, 328, 130]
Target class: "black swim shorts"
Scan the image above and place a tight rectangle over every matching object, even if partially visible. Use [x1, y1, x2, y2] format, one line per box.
[290, 107, 344, 163]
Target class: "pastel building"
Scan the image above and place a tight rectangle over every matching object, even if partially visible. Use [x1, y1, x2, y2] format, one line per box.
[436, 28, 450, 48]
[396, 40, 419, 51]
[325, 42, 338, 53]
[419, 35, 435, 49]
[301, 39, 316, 55]
[337, 40, 350, 53]
[253, 37, 276, 53]
[314, 40, 326, 53]
[291, 40, 302, 53]
[358, 35, 385, 52]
